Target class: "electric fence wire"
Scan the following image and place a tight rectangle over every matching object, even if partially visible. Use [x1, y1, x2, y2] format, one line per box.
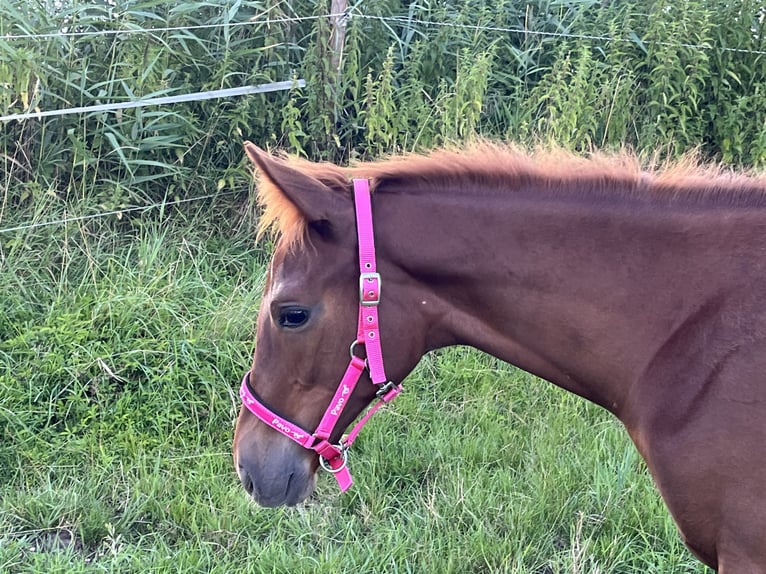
[0, 12, 338, 41]
[0, 80, 307, 122]
[4, 8, 765, 56]
[354, 13, 766, 56]
[0, 190, 241, 235]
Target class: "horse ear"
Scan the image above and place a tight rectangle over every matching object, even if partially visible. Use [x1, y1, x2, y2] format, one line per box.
[243, 141, 349, 225]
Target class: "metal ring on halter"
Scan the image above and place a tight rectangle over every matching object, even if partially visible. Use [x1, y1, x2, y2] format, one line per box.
[319, 446, 349, 474]
[349, 340, 368, 367]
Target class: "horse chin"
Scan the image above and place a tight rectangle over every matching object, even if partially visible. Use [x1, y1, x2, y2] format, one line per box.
[253, 472, 317, 508]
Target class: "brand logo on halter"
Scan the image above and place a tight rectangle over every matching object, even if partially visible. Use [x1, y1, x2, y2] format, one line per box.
[271, 418, 306, 441]
[330, 384, 351, 417]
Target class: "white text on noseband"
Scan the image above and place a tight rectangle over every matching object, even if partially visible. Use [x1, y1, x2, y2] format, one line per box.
[330, 384, 351, 416]
[272, 418, 306, 441]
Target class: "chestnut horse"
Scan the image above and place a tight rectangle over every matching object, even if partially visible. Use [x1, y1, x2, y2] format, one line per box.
[232, 142, 766, 573]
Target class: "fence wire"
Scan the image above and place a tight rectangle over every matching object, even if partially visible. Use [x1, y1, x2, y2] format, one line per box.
[0, 190, 241, 235]
[0, 12, 340, 41]
[4, 9, 765, 57]
[358, 13, 766, 56]
[0, 80, 306, 123]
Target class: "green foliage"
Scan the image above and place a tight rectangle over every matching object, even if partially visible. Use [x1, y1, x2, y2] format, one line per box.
[1, 3, 765, 569]
[705, 0, 766, 164]
[0, 0, 310, 219]
[3, 0, 766, 221]
[639, 0, 713, 154]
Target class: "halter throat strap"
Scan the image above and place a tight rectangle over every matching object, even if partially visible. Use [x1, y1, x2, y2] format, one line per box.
[239, 178, 402, 492]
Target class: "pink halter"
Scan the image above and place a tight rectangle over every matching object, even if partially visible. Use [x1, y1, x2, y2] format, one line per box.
[239, 179, 402, 491]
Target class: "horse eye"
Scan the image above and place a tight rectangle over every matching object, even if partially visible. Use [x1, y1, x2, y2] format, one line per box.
[277, 307, 310, 329]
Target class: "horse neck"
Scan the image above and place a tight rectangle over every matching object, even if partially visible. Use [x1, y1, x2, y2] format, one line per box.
[375, 184, 737, 415]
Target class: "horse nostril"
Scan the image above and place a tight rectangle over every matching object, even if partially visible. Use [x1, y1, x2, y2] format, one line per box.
[239, 464, 255, 496]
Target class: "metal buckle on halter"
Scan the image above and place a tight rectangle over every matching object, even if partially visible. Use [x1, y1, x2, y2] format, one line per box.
[359, 272, 381, 306]
[318, 444, 349, 474]
[376, 381, 401, 401]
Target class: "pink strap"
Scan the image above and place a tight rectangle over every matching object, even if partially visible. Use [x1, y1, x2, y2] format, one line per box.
[239, 376, 315, 448]
[354, 179, 387, 385]
[313, 356, 366, 439]
[241, 374, 355, 490]
[342, 382, 402, 448]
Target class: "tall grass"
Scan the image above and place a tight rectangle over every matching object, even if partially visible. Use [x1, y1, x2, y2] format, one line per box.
[0, 213, 707, 571]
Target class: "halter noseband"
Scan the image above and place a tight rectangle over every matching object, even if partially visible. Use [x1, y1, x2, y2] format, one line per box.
[239, 179, 402, 491]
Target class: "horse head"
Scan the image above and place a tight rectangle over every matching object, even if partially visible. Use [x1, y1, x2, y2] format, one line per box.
[232, 143, 427, 506]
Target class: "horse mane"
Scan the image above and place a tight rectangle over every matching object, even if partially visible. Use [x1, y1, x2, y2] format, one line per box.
[254, 143, 766, 248]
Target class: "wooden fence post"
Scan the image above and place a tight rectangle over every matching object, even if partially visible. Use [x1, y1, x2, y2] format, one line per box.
[329, 0, 348, 80]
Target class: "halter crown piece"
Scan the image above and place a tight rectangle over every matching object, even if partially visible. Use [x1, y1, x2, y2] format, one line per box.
[239, 178, 402, 491]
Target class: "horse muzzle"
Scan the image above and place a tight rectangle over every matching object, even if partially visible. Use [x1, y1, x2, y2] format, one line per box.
[235, 439, 317, 507]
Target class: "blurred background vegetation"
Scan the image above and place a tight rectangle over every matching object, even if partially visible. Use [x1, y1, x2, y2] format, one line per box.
[2, 0, 766, 220]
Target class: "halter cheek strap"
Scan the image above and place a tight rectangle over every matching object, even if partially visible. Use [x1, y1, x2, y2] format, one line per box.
[239, 178, 402, 492]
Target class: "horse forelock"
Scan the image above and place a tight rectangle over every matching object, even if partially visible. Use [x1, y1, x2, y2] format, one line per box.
[256, 176, 307, 249]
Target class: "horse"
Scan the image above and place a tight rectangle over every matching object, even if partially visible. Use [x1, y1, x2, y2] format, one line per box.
[232, 141, 766, 573]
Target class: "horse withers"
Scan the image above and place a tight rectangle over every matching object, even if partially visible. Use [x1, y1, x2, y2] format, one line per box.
[232, 142, 766, 573]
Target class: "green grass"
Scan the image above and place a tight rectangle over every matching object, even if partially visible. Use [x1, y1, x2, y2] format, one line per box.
[2, 2, 759, 570]
[0, 206, 708, 573]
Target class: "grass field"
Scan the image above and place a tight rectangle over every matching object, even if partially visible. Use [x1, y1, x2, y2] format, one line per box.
[0, 206, 708, 573]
